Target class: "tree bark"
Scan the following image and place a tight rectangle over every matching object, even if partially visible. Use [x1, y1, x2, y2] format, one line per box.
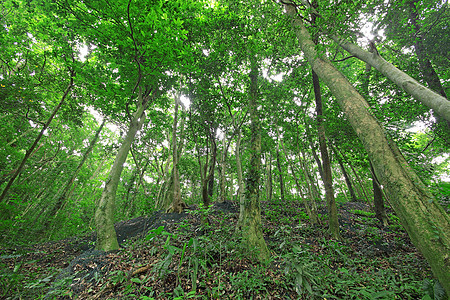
[239, 52, 270, 261]
[95, 88, 151, 251]
[219, 130, 228, 203]
[408, 0, 447, 99]
[312, 68, 339, 239]
[284, 3, 450, 293]
[265, 153, 272, 202]
[167, 93, 186, 213]
[236, 129, 245, 226]
[276, 144, 285, 203]
[370, 162, 388, 226]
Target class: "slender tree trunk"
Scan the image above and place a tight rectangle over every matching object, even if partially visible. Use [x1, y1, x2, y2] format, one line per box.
[324, 23, 450, 122]
[330, 142, 357, 202]
[167, 93, 186, 213]
[284, 3, 450, 293]
[265, 153, 272, 202]
[47, 119, 106, 224]
[207, 137, 217, 199]
[95, 88, 151, 251]
[236, 129, 245, 226]
[279, 131, 318, 223]
[305, 126, 324, 181]
[219, 130, 228, 203]
[239, 52, 269, 261]
[0, 71, 75, 203]
[276, 144, 285, 202]
[370, 162, 388, 226]
[312, 67, 340, 239]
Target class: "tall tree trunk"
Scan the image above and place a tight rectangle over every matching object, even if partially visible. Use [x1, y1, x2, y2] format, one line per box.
[312, 64, 340, 239]
[239, 52, 269, 261]
[276, 144, 285, 202]
[284, 3, 450, 293]
[167, 93, 186, 213]
[95, 88, 151, 251]
[265, 153, 272, 202]
[310, 0, 339, 239]
[207, 136, 217, 199]
[236, 129, 245, 225]
[0, 70, 75, 203]
[219, 130, 228, 203]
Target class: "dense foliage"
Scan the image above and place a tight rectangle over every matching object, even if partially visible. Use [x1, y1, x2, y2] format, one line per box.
[1, 0, 448, 298]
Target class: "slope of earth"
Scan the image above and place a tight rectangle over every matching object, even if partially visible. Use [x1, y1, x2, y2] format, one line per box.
[0, 200, 440, 299]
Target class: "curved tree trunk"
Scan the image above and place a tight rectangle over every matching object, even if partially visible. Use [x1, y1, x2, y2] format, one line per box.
[95, 88, 151, 251]
[284, 3, 450, 293]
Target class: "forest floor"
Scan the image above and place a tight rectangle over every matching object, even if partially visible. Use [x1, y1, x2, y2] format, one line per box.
[0, 200, 439, 300]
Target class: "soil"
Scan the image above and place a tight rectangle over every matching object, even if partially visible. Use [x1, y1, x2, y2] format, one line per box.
[0, 200, 432, 299]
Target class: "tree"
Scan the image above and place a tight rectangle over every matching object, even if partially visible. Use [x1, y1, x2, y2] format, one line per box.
[239, 50, 270, 261]
[283, 1, 450, 293]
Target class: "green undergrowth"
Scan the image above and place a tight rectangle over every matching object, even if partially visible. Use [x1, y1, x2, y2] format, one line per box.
[1, 203, 444, 300]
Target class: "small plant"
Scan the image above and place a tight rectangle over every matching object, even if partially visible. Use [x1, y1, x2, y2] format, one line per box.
[351, 209, 375, 217]
[422, 278, 446, 300]
[283, 246, 317, 297]
[189, 204, 213, 227]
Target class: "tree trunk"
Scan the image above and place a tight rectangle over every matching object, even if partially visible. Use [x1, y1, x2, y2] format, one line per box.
[239, 52, 270, 261]
[219, 130, 228, 203]
[276, 144, 285, 202]
[265, 152, 272, 202]
[330, 142, 357, 202]
[370, 162, 388, 226]
[0, 71, 75, 203]
[207, 136, 217, 199]
[236, 129, 245, 226]
[95, 88, 151, 251]
[167, 93, 186, 213]
[284, 3, 450, 293]
[324, 23, 450, 122]
[46, 119, 106, 226]
[312, 68, 340, 239]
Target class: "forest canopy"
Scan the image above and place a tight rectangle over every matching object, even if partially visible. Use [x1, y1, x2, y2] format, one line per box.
[0, 0, 449, 298]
